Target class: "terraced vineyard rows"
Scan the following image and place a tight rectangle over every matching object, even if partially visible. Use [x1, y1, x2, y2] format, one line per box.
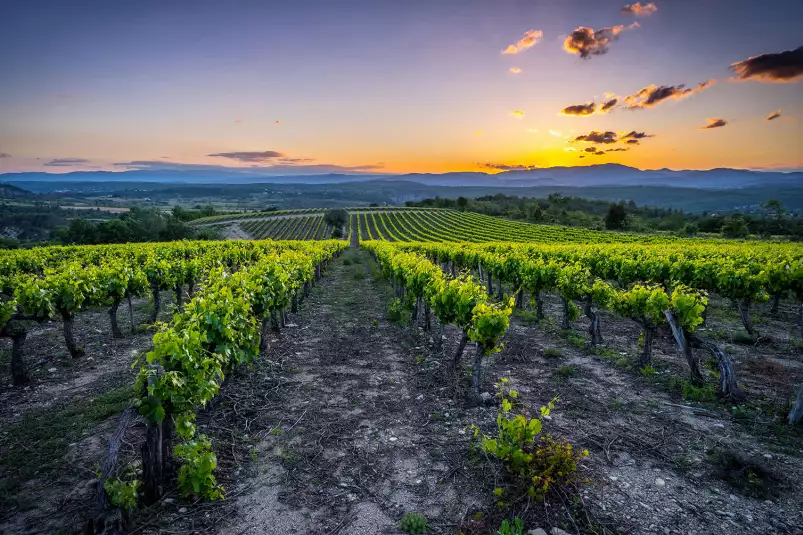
[240, 213, 333, 240]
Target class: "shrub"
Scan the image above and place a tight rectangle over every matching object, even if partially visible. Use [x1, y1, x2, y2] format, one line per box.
[556, 364, 579, 379]
[400, 512, 428, 534]
[495, 517, 525, 535]
[388, 298, 408, 323]
[565, 332, 585, 349]
[543, 347, 563, 359]
[639, 365, 657, 377]
[471, 390, 588, 501]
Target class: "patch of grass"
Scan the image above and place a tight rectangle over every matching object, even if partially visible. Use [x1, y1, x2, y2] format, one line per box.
[542, 347, 563, 359]
[342, 258, 352, 266]
[400, 512, 428, 534]
[0, 385, 132, 510]
[668, 376, 717, 402]
[607, 397, 626, 411]
[512, 309, 541, 326]
[593, 347, 619, 360]
[352, 270, 366, 281]
[614, 357, 630, 368]
[639, 365, 657, 377]
[555, 364, 580, 379]
[708, 448, 779, 498]
[564, 332, 586, 349]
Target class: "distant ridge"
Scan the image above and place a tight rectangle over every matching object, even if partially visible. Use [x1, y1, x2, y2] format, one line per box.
[1, 164, 801, 190]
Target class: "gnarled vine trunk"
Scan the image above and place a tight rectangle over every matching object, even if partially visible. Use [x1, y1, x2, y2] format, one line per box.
[174, 283, 183, 308]
[3, 321, 29, 386]
[736, 301, 756, 337]
[534, 291, 545, 321]
[259, 317, 271, 351]
[452, 331, 469, 371]
[690, 334, 746, 403]
[486, 271, 493, 297]
[291, 292, 298, 313]
[141, 367, 172, 505]
[497, 278, 503, 300]
[127, 294, 135, 333]
[423, 301, 431, 331]
[664, 310, 704, 386]
[515, 289, 525, 309]
[62, 310, 84, 358]
[769, 294, 781, 316]
[149, 286, 161, 324]
[583, 299, 602, 346]
[788, 384, 803, 425]
[108, 298, 123, 339]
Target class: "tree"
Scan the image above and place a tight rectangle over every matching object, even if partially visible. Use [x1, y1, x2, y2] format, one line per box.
[760, 199, 785, 221]
[721, 216, 749, 239]
[456, 196, 468, 211]
[604, 202, 627, 230]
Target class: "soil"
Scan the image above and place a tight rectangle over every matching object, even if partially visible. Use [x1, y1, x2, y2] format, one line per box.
[1, 250, 801, 535]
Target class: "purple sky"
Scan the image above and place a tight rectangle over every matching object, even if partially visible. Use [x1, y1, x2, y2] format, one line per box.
[1, 0, 801, 175]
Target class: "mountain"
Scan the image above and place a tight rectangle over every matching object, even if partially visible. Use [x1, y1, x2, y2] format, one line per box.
[1, 164, 801, 190]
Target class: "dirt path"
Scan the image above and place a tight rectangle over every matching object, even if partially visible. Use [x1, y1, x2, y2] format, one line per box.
[163, 249, 480, 535]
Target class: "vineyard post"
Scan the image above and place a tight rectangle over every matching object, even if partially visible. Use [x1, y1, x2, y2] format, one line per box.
[788, 384, 803, 425]
[640, 324, 655, 366]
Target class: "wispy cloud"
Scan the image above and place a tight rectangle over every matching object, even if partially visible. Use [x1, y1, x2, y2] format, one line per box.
[606, 147, 630, 152]
[766, 110, 782, 121]
[549, 130, 563, 137]
[624, 80, 715, 109]
[43, 158, 91, 167]
[510, 110, 525, 118]
[563, 23, 639, 58]
[560, 102, 596, 116]
[114, 160, 384, 175]
[509, 67, 522, 74]
[620, 2, 658, 16]
[481, 163, 537, 171]
[208, 151, 285, 162]
[502, 30, 543, 54]
[699, 118, 728, 129]
[730, 46, 803, 82]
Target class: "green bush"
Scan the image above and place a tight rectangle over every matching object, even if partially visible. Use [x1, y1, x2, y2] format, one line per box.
[556, 364, 579, 378]
[495, 517, 525, 535]
[471, 389, 588, 501]
[543, 347, 563, 358]
[400, 512, 428, 534]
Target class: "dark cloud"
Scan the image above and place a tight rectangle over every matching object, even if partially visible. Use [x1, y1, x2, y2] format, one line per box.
[620, 2, 658, 16]
[700, 118, 728, 129]
[625, 139, 640, 145]
[563, 23, 639, 59]
[113, 160, 383, 175]
[579, 155, 587, 159]
[208, 151, 285, 162]
[624, 80, 715, 109]
[622, 131, 654, 139]
[572, 131, 618, 144]
[43, 158, 91, 167]
[766, 110, 782, 121]
[606, 147, 630, 152]
[481, 163, 537, 171]
[730, 46, 803, 82]
[600, 98, 618, 113]
[561, 102, 597, 116]
[0, 152, 10, 158]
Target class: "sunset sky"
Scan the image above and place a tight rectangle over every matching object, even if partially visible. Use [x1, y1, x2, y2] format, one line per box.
[1, 0, 801, 175]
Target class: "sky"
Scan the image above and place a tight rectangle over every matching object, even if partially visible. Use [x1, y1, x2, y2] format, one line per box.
[1, 0, 802, 175]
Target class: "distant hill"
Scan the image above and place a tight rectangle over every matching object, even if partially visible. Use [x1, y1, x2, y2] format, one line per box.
[0, 183, 35, 199]
[2, 164, 802, 190]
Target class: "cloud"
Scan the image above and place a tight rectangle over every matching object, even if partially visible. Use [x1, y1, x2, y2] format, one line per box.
[624, 80, 715, 109]
[620, 2, 658, 16]
[208, 151, 285, 162]
[502, 30, 543, 54]
[481, 163, 537, 171]
[509, 67, 522, 74]
[235, 119, 243, 124]
[730, 46, 803, 82]
[600, 98, 618, 113]
[622, 131, 654, 139]
[275, 120, 281, 124]
[510, 110, 525, 118]
[549, 130, 563, 137]
[606, 147, 630, 152]
[766, 110, 782, 121]
[0, 152, 10, 158]
[114, 160, 384, 175]
[572, 131, 618, 144]
[700, 118, 728, 129]
[563, 23, 639, 58]
[561, 102, 597, 116]
[625, 139, 640, 144]
[43, 158, 91, 167]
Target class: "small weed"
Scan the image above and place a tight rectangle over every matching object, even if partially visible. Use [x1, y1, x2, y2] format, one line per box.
[555, 364, 580, 379]
[594, 347, 619, 360]
[343, 258, 352, 266]
[639, 365, 657, 377]
[495, 517, 525, 535]
[400, 512, 428, 534]
[513, 309, 541, 326]
[614, 357, 629, 368]
[542, 347, 563, 359]
[607, 397, 625, 411]
[352, 271, 366, 281]
[250, 447, 259, 463]
[564, 332, 586, 349]
[371, 318, 378, 326]
[668, 376, 717, 402]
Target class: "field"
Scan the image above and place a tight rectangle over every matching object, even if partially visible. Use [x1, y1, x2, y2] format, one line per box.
[1, 208, 802, 535]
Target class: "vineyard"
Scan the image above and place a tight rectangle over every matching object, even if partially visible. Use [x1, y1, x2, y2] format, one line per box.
[1, 210, 802, 535]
